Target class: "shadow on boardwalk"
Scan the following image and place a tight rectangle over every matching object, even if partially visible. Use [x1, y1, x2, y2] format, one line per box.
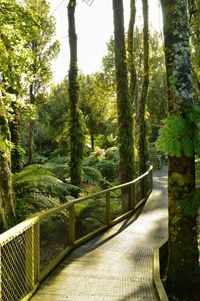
[31, 166, 168, 301]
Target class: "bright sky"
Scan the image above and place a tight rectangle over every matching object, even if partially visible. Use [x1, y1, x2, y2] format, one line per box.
[49, 0, 162, 84]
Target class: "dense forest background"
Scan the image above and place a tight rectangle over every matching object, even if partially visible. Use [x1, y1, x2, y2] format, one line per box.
[0, 0, 170, 227]
[0, 0, 200, 299]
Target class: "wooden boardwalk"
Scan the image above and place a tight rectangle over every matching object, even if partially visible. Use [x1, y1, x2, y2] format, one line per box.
[31, 166, 168, 301]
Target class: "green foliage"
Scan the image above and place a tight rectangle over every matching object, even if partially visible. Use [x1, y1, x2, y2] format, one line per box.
[0, 138, 12, 154]
[79, 73, 115, 149]
[82, 166, 112, 189]
[96, 160, 118, 181]
[177, 189, 200, 216]
[83, 166, 103, 184]
[156, 115, 193, 157]
[13, 164, 81, 216]
[39, 162, 69, 181]
[105, 146, 119, 161]
[35, 81, 70, 157]
[50, 156, 70, 164]
[83, 153, 102, 167]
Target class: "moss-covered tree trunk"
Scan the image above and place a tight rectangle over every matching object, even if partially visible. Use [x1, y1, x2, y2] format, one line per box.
[161, 0, 200, 293]
[68, 0, 85, 187]
[127, 0, 137, 105]
[138, 0, 149, 177]
[112, 0, 134, 184]
[10, 102, 23, 173]
[0, 112, 16, 230]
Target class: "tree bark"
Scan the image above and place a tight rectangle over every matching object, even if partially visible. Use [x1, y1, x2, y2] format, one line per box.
[10, 102, 23, 172]
[127, 0, 137, 105]
[112, 0, 134, 185]
[68, 0, 85, 187]
[0, 113, 16, 231]
[138, 0, 149, 177]
[161, 0, 200, 293]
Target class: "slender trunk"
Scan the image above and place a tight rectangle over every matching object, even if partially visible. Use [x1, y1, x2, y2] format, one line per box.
[112, 0, 135, 211]
[127, 0, 137, 105]
[28, 119, 33, 165]
[161, 0, 200, 293]
[138, 0, 149, 177]
[112, 0, 134, 184]
[91, 132, 94, 151]
[127, 0, 136, 178]
[0, 113, 16, 231]
[68, 0, 85, 187]
[28, 84, 34, 165]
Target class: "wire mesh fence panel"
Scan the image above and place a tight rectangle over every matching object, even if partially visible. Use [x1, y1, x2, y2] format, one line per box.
[39, 210, 69, 272]
[1, 226, 34, 301]
[75, 196, 106, 240]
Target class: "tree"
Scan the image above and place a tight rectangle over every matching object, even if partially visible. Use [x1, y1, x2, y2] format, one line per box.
[127, 0, 137, 105]
[25, 0, 60, 165]
[159, 0, 200, 294]
[112, 0, 134, 185]
[0, 0, 36, 228]
[68, 0, 85, 187]
[138, 0, 149, 178]
[36, 80, 71, 157]
[189, 0, 200, 102]
[79, 73, 113, 151]
[147, 32, 167, 142]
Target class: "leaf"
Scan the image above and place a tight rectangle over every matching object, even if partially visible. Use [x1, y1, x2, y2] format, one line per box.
[156, 115, 194, 157]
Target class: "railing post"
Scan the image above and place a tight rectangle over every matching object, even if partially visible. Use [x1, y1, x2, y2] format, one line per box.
[69, 204, 75, 245]
[106, 192, 111, 226]
[25, 226, 35, 289]
[150, 169, 153, 192]
[130, 183, 135, 210]
[33, 222, 40, 283]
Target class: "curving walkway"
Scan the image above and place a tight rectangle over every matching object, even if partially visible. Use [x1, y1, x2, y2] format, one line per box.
[31, 166, 168, 301]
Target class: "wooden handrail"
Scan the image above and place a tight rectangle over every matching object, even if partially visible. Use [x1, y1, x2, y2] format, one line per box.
[0, 165, 153, 245]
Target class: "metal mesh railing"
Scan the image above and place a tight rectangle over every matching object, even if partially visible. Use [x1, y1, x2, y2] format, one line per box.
[0, 165, 153, 301]
[0, 224, 39, 301]
[40, 211, 69, 271]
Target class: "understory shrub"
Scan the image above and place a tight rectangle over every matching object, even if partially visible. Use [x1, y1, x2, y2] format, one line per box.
[13, 164, 80, 220]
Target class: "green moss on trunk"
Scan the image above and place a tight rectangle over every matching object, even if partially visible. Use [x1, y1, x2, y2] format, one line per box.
[112, 0, 135, 185]
[161, 0, 200, 293]
[68, 0, 85, 188]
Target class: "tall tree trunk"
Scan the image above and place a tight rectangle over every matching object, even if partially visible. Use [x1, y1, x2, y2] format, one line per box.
[138, 0, 149, 177]
[90, 132, 94, 151]
[127, 0, 136, 178]
[28, 84, 34, 165]
[161, 0, 200, 293]
[127, 0, 137, 105]
[112, 0, 134, 184]
[0, 112, 16, 231]
[10, 102, 23, 172]
[68, 0, 85, 187]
